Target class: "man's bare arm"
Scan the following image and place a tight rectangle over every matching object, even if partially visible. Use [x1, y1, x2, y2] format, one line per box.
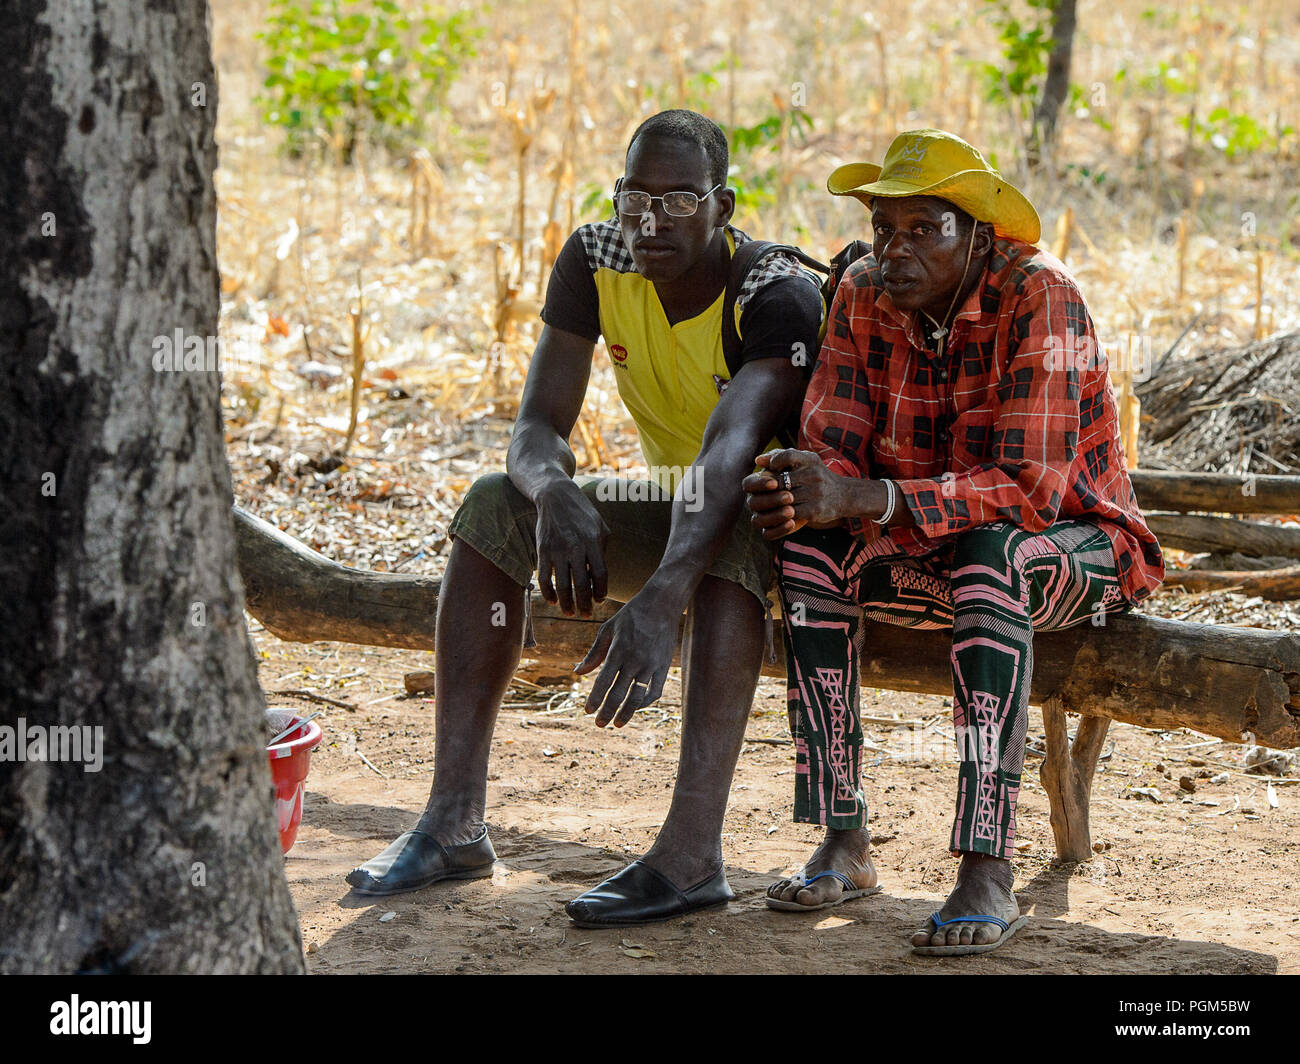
[505, 325, 608, 616]
[507, 324, 594, 499]
[642, 357, 808, 614]
[577, 355, 807, 727]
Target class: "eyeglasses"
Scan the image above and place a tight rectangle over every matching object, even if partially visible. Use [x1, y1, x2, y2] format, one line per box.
[613, 184, 721, 217]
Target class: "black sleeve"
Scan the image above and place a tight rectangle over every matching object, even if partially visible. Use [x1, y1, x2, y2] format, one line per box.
[736, 275, 824, 379]
[539, 229, 601, 342]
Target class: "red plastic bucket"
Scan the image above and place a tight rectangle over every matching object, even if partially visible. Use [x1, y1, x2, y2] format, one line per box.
[266, 711, 323, 854]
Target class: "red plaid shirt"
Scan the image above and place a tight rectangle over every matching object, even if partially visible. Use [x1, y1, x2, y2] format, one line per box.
[801, 238, 1164, 604]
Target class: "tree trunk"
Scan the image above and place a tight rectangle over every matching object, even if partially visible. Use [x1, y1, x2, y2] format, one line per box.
[0, 2, 303, 973]
[1129, 470, 1300, 516]
[233, 508, 1300, 749]
[1030, 0, 1078, 164]
[1162, 564, 1300, 600]
[1143, 513, 1300, 558]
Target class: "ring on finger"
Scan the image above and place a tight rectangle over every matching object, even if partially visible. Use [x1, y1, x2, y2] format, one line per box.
[780, 470, 792, 492]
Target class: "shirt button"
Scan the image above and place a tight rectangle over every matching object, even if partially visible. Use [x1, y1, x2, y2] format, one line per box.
[939, 370, 948, 380]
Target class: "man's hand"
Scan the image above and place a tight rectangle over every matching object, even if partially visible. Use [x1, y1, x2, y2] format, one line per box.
[573, 592, 679, 728]
[743, 449, 848, 540]
[535, 479, 610, 617]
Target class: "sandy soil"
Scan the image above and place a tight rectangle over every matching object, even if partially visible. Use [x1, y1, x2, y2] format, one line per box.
[257, 631, 1300, 975]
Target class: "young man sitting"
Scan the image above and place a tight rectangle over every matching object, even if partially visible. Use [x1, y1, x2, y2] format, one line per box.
[348, 110, 824, 927]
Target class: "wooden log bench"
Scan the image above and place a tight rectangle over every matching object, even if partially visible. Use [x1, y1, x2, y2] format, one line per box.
[1129, 471, 1300, 599]
[233, 504, 1300, 863]
[1127, 470, 1300, 516]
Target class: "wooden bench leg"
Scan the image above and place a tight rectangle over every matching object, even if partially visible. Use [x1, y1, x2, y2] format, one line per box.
[1039, 695, 1110, 862]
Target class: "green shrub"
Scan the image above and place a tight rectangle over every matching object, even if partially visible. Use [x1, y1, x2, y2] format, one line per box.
[727, 109, 813, 217]
[979, 0, 1055, 112]
[1191, 108, 1293, 159]
[259, 0, 481, 161]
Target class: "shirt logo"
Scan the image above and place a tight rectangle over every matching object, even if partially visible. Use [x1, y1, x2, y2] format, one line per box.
[609, 343, 629, 364]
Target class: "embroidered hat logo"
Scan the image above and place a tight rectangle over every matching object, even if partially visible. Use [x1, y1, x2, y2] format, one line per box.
[898, 139, 929, 163]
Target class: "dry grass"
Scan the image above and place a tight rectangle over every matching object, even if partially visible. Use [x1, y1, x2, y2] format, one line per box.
[211, 0, 1300, 584]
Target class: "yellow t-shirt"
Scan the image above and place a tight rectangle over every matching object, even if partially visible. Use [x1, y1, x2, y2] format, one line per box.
[540, 221, 824, 490]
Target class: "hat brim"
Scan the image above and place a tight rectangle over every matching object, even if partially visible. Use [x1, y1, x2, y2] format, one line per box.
[827, 162, 1041, 244]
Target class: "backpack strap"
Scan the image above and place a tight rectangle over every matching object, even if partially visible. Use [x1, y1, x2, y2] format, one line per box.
[720, 237, 871, 369]
[721, 239, 832, 448]
[720, 241, 830, 375]
[722, 238, 832, 372]
[722, 239, 774, 379]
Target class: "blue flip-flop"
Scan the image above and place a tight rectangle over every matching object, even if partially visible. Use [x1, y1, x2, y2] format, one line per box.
[911, 910, 1029, 956]
[765, 869, 883, 913]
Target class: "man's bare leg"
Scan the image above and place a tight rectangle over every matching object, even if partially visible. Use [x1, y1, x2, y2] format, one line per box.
[415, 538, 524, 845]
[360, 560, 761, 892]
[346, 538, 520, 891]
[637, 574, 765, 887]
[766, 827, 878, 906]
[911, 853, 1019, 947]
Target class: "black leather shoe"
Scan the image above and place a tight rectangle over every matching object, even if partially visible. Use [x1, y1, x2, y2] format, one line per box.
[565, 861, 733, 928]
[346, 829, 496, 896]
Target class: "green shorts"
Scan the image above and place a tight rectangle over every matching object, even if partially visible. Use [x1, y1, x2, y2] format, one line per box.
[446, 472, 775, 608]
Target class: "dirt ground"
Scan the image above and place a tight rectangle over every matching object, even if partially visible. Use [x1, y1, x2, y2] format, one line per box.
[257, 630, 1300, 975]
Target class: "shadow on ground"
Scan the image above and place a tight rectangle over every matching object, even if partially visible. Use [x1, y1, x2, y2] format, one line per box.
[294, 816, 1277, 974]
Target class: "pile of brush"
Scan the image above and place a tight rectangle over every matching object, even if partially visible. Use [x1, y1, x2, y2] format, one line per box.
[1138, 330, 1300, 476]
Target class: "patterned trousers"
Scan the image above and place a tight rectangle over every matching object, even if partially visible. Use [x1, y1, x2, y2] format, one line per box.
[775, 520, 1128, 858]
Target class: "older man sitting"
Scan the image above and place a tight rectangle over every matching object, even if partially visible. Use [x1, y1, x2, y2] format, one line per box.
[745, 129, 1163, 956]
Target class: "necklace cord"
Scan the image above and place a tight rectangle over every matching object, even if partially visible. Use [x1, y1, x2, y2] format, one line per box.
[924, 223, 980, 362]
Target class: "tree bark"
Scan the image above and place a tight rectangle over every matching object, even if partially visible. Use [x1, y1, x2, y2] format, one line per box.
[1030, 0, 1078, 163]
[234, 508, 1300, 749]
[1144, 513, 1300, 558]
[0, 2, 303, 973]
[1129, 470, 1300, 516]
[1162, 564, 1300, 600]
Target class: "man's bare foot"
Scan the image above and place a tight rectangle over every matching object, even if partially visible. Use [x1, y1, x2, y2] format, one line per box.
[767, 826, 878, 908]
[911, 853, 1020, 947]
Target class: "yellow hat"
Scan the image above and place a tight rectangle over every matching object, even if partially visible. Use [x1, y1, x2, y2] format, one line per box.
[827, 129, 1041, 244]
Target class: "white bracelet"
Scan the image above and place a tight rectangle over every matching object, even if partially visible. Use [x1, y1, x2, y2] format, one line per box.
[874, 479, 897, 525]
